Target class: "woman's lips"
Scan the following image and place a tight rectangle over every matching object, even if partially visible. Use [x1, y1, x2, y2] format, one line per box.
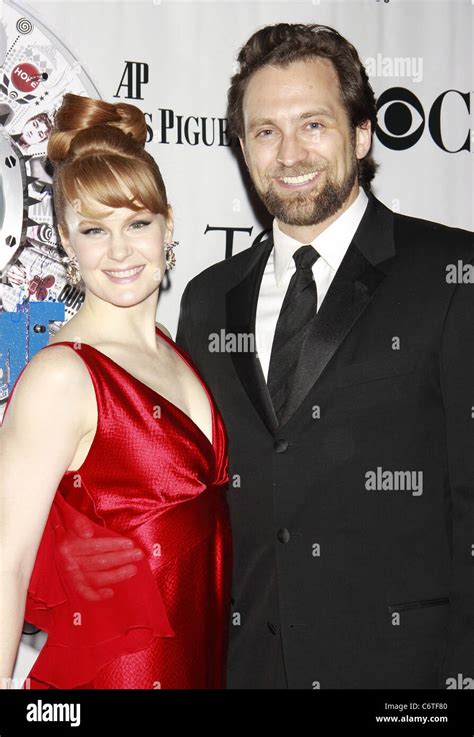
[102, 264, 146, 284]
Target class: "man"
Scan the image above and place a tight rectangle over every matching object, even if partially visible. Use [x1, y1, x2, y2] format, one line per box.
[58, 23, 474, 689]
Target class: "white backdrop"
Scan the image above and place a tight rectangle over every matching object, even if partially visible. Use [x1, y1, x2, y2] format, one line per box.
[1, 0, 472, 340]
[0, 0, 472, 683]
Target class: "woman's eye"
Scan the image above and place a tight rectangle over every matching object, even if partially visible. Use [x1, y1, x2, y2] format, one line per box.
[130, 220, 151, 229]
[81, 220, 151, 236]
[308, 122, 323, 131]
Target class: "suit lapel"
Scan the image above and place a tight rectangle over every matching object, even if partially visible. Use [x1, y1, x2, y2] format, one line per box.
[226, 236, 279, 434]
[278, 193, 397, 428]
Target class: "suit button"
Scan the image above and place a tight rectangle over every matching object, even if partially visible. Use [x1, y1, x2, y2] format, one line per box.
[277, 528, 291, 543]
[274, 438, 288, 453]
[267, 621, 281, 635]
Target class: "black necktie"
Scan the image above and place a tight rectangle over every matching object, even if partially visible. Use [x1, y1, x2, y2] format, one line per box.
[267, 245, 320, 423]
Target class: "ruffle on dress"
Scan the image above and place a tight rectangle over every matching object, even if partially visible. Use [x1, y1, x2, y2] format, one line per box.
[22, 492, 175, 689]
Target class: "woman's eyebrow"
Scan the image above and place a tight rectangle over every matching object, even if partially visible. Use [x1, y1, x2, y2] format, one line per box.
[77, 210, 152, 227]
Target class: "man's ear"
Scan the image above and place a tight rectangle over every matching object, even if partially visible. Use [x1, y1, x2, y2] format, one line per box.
[355, 121, 372, 161]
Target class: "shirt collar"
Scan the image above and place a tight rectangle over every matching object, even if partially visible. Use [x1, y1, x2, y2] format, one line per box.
[272, 186, 369, 286]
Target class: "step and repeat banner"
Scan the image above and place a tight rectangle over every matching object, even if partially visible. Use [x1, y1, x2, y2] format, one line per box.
[0, 0, 471, 679]
[0, 0, 472, 409]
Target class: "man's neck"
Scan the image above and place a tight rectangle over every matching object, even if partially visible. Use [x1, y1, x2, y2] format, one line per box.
[276, 182, 361, 244]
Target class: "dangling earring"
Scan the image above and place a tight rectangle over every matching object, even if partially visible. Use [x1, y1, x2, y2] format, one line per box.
[63, 254, 82, 286]
[164, 240, 178, 270]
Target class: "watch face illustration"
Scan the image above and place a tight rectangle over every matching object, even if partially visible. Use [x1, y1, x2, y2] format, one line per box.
[0, 0, 101, 326]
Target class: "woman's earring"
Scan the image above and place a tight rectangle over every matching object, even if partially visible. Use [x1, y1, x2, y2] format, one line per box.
[63, 254, 82, 286]
[164, 240, 178, 270]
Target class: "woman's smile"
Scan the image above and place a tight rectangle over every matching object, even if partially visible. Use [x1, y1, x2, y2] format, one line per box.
[102, 264, 146, 283]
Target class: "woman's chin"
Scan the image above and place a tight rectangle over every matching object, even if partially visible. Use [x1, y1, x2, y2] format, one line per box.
[83, 282, 160, 308]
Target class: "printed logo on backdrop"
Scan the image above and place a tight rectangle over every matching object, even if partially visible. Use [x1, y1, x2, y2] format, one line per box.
[117, 61, 471, 154]
[0, 0, 100, 412]
[376, 87, 470, 152]
[115, 61, 233, 147]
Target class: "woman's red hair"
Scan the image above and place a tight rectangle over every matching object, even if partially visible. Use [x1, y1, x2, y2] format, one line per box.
[47, 93, 169, 237]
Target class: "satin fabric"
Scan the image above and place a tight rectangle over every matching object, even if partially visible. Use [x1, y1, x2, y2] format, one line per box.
[4, 327, 232, 689]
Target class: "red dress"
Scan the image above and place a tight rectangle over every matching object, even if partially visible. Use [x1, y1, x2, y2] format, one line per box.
[4, 326, 232, 689]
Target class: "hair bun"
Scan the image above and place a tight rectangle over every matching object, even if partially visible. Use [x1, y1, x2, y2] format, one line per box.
[47, 93, 147, 165]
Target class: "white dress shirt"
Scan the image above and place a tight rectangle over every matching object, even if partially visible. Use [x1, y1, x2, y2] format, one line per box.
[255, 186, 369, 381]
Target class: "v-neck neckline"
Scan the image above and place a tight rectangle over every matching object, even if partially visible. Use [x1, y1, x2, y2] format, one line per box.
[49, 326, 215, 453]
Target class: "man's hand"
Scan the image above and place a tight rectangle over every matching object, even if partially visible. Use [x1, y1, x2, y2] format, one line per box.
[58, 515, 144, 601]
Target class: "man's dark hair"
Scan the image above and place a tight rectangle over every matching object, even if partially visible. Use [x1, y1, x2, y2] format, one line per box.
[227, 23, 379, 191]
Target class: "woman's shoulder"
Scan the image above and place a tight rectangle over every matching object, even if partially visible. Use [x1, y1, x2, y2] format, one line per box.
[5, 343, 93, 421]
[1, 343, 96, 444]
[29, 341, 92, 386]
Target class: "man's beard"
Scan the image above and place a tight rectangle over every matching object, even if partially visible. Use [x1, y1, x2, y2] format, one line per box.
[255, 156, 359, 227]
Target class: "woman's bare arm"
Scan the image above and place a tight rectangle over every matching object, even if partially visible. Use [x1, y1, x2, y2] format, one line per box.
[0, 346, 92, 685]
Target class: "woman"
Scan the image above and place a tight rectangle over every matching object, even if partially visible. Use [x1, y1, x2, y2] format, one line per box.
[0, 93, 232, 689]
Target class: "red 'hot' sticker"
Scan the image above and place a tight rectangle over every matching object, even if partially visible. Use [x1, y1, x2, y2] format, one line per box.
[11, 63, 42, 93]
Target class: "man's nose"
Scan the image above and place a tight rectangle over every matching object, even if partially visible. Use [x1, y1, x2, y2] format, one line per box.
[276, 133, 307, 168]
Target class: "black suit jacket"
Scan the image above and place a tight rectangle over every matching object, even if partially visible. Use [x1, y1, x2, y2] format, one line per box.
[176, 192, 474, 689]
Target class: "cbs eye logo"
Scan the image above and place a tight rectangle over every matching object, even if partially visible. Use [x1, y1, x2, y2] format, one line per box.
[376, 87, 470, 152]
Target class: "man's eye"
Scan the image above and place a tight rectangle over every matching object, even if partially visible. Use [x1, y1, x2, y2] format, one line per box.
[308, 122, 323, 130]
[257, 129, 273, 138]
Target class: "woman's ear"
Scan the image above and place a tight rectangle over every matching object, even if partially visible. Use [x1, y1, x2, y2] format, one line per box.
[164, 205, 174, 243]
[58, 224, 74, 259]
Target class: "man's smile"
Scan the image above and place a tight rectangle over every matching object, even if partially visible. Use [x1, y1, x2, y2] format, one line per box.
[274, 170, 321, 190]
